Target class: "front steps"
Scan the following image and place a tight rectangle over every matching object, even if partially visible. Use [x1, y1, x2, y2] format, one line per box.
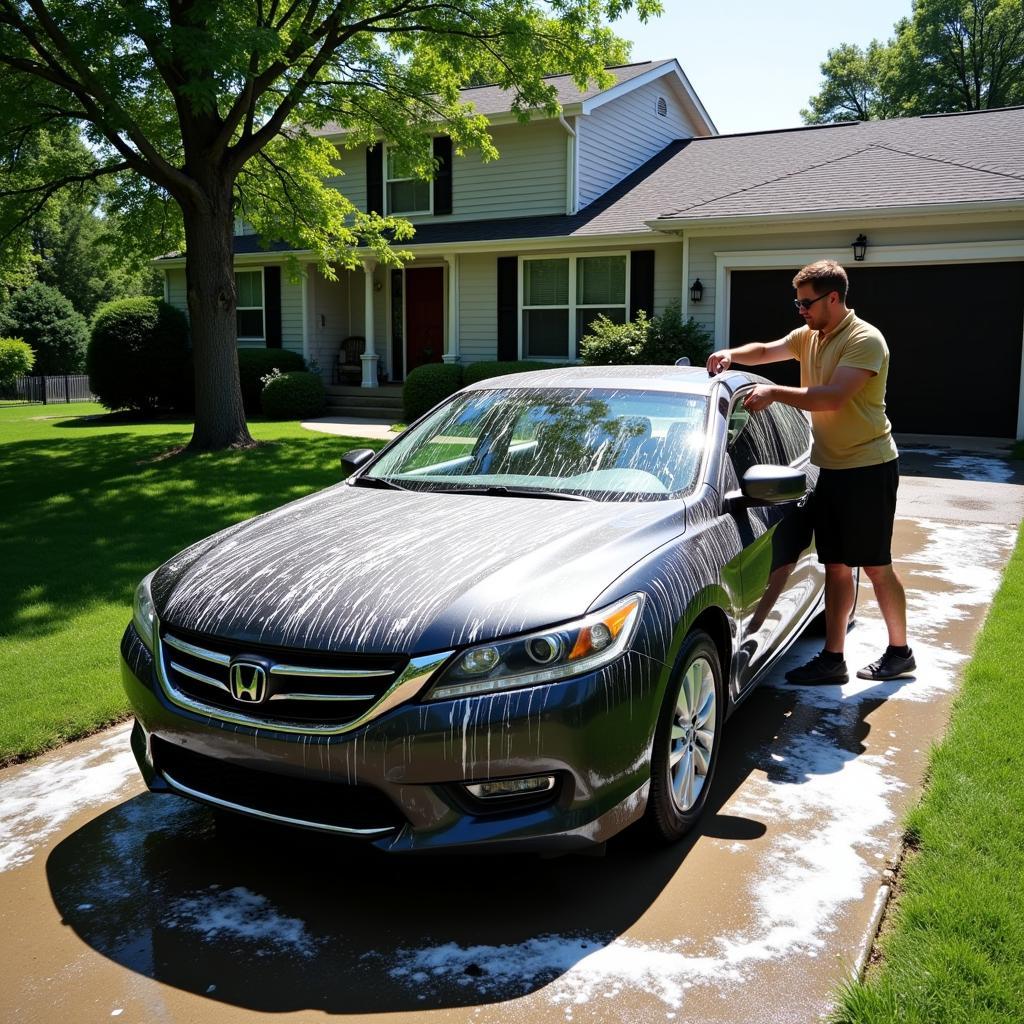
[324, 384, 404, 420]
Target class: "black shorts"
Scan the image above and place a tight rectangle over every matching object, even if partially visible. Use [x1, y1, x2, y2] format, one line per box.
[812, 459, 899, 567]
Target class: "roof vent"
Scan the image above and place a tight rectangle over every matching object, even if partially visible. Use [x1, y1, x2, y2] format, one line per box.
[657, 96, 668, 117]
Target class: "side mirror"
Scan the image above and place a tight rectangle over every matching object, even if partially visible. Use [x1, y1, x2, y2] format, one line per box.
[725, 464, 807, 511]
[340, 448, 376, 479]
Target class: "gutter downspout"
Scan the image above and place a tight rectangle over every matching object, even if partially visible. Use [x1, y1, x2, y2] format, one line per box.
[559, 115, 577, 215]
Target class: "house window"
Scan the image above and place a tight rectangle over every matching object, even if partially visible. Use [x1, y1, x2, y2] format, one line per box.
[522, 254, 628, 360]
[235, 270, 264, 339]
[386, 148, 432, 216]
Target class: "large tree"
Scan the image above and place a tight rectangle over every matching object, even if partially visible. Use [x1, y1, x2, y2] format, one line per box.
[803, 0, 1024, 124]
[0, 1, 660, 450]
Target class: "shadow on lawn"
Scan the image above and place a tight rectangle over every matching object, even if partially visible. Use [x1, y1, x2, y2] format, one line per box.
[0, 429, 379, 639]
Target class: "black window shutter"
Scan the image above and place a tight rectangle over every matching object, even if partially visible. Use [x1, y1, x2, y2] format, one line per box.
[629, 250, 655, 320]
[497, 257, 518, 362]
[433, 135, 453, 215]
[263, 266, 282, 349]
[366, 143, 383, 214]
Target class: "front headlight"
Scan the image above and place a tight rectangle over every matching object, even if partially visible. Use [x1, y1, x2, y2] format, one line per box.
[132, 572, 158, 653]
[426, 593, 644, 701]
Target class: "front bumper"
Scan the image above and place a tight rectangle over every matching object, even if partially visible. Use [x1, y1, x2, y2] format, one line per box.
[121, 624, 665, 853]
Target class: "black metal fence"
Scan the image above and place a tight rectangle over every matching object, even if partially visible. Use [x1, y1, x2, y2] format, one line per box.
[13, 374, 96, 404]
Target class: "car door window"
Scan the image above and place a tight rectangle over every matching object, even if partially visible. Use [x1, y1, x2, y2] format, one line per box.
[727, 397, 787, 478]
[768, 403, 811, 464]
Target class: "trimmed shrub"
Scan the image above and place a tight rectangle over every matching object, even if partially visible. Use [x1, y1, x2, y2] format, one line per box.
[261, 370, 326, 420]
[238, 348, 305, 414]
[87, 297, 190, 412]
[0, 282, 89, 375]
[0, 337, 35, 390]
[403, 363, 464, 423]
[462, 360, 569, 386]
[579, 303, 712, 367]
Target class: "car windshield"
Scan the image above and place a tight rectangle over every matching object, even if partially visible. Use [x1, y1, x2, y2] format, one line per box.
[364, 387, 709, 501]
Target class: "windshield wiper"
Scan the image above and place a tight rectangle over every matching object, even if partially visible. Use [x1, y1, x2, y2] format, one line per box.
[350, 475, 409, 491]
[426, 484, 596, 502]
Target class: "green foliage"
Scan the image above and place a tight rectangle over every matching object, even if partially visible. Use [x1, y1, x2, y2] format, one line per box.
[803, 0, 1024, 123]
[260, 370, 326, 420]
[0, 403, 384, 763]
[462, 360, 569, 385]
[579, 303, 712, 366]
[0, 337, 34, 389]
[0, 0, 664, 449]
[463, 18, 633, 86]
[237, 349, 306, 414]
[0, 282, 89, 375]
[403, 363, 465, 422]
[86, 297, 190, 413]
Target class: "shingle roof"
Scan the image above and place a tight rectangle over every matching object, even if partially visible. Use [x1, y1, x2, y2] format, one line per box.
[648, 106, 1024, 222]
[455, 60, 674, 116]
[315, 61, 675, 137]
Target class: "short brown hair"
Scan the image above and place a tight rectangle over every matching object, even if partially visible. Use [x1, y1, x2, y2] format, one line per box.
[793, 260, 848, 301]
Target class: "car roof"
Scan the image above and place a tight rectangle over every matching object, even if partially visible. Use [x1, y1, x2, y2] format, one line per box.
[460, 364, 758, 395]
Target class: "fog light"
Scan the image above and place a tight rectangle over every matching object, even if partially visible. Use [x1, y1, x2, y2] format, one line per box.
[465, 775, 556, 799]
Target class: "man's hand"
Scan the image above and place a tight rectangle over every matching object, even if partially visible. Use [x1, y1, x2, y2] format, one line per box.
[742, 385, 776, 412]
[706, 350, 732, 375]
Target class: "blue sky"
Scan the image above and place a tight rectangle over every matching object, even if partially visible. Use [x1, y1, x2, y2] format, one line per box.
[610, 0, 911, 134]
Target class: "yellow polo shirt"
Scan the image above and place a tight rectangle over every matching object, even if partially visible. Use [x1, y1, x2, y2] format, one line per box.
[783, 309, 898, 470]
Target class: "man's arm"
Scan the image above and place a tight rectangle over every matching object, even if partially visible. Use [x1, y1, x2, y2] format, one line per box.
[742, 365, 873, 413]
[706, 338, 794, 375]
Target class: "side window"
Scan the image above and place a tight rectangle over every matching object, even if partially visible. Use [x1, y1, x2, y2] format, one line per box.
[727, 397, 786, 478]
[769, 404, 812, 464]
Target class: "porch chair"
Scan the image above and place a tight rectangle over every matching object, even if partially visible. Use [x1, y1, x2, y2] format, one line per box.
[334, 336, 365, 385]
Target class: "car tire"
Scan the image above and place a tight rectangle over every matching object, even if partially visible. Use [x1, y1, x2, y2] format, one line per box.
[645, 630, 724, 843]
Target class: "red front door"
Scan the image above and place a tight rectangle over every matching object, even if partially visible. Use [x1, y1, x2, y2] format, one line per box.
[405, 267, 445, 374]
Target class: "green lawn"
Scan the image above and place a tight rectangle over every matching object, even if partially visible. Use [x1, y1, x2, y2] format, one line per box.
[834, 523, 1024, 1023]
[0, 402, 381, 765]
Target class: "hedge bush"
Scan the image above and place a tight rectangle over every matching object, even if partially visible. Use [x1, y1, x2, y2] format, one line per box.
[579, 303, 712, 367]
[86, 297, 190, 412]
[403, 363, 464, 422]
[0, 282, 89, 375]
[0, 337, 35, 390]
[238, 348, 305, 413]
[461, 360, 569, 386]
[260, 370, 325, 420]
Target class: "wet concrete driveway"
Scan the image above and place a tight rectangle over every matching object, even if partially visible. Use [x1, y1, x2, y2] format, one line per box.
[2, 440, 1022, 1024]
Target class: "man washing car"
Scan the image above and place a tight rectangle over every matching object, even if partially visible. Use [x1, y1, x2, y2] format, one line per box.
[706, 259, 914, 684]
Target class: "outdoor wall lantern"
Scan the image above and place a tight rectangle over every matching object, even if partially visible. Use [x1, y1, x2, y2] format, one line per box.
[851, 234, 868, 262]
[689, 278, 704, 303]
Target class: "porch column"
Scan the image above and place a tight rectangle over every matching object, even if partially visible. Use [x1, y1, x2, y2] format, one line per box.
[443, 254, 460, 364]
[361, 258, 379, 388]
[301, 263, 313, 365]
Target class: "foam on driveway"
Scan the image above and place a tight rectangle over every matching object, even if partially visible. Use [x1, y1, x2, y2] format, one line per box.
[0, 514, 1016, 1024]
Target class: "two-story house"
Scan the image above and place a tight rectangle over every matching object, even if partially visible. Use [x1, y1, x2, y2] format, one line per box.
[159, 58, 1024, 437]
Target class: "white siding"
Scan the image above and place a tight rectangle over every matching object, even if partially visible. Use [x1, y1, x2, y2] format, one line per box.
[281, 272, 303, 354]
[165, 269, 187, 314]
[328, 121, 568, 224]
[326, 147, 367, 216]
[653, 243, 683, 315]
[577, 82, 696, 209]
[458, 253, 498, 364]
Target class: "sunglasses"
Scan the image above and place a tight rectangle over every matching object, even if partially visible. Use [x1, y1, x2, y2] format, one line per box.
[793, 293, 832, 311]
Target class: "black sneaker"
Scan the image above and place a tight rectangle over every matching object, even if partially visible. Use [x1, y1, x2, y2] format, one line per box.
[785, 651, 849, 685]
[857, 648, 917, 680]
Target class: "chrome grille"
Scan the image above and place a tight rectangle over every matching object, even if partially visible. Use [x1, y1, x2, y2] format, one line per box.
[155, 627, 452, 735]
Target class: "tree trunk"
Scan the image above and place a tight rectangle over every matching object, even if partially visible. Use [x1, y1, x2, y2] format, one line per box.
[182, 188, 254, 451]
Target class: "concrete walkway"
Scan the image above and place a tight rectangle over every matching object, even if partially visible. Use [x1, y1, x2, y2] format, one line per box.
[301, 416, 400, 441]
